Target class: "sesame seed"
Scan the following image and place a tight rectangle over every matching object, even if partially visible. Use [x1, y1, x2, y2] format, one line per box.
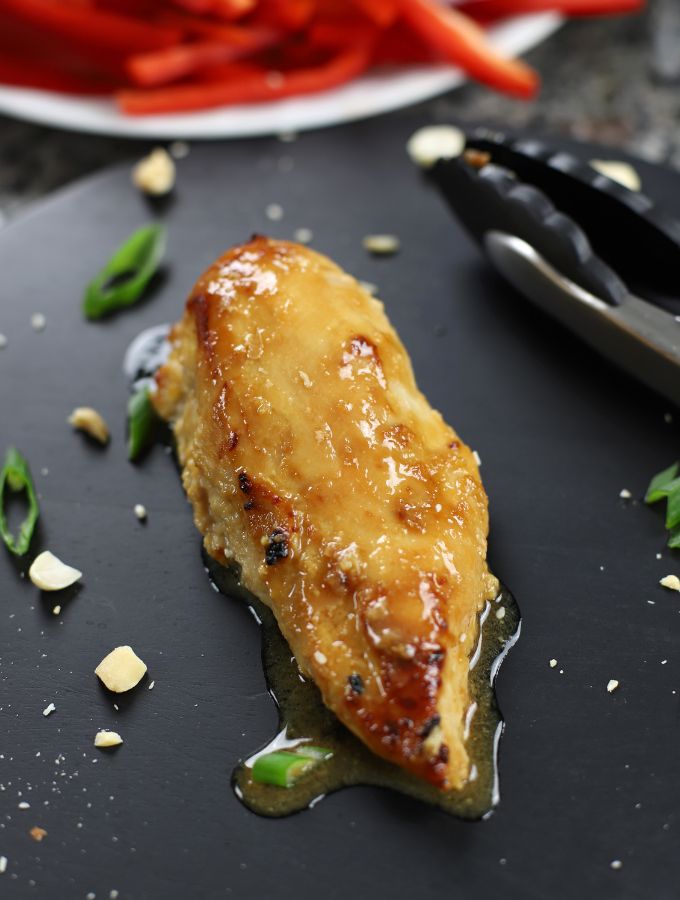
[0, 857, 6, 874]
[473, 450, 482, 466]
[134, 504, 147, 521]
[313, 650, 327, 665]
[52, 606, 61, 616]
[619, 489, 632, 499]
[607, 679, 619, 693]
[30, 313, 46, 332]
[293, 228, 313, 244]
[18, 802, 30, 810]
[265, 203, 284, 221]
[362, 234, 400, 256]
[42, 703, 56, 717]
[169, 141, 189, 159]
[610, 860, 623, 870]
[549, 659, 557, 668]
[496, 607, 506, 620]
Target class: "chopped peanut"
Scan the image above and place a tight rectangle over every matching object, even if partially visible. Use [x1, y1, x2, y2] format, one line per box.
[68, 407, 110, 445]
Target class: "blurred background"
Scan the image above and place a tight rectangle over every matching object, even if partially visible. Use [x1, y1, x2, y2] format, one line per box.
[0, 0, 676, 218]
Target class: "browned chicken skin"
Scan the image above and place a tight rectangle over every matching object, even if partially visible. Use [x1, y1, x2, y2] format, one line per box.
[153, 237, 498, 790]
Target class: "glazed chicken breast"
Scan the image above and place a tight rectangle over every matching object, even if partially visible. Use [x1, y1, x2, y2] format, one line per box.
[153, 237, 498, 790]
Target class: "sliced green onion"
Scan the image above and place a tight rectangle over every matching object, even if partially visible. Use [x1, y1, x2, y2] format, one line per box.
[667, 483, 680, 530]
[0, 447, 39, 556]
[84, 224, 166, 320]
[669, 525, 680, 550]
[127, 384, 158, 461]
[645, 462, 679, 504]
[251, 745, 333, 788]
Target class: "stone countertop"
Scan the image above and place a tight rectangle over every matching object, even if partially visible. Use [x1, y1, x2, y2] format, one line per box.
[0, 0, 678, 221]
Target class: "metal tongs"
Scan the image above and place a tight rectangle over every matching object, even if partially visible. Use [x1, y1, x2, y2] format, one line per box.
[428, 130, 680, 407]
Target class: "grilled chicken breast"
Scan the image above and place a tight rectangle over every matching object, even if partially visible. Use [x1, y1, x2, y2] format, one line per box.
[153, 237, 498, 790]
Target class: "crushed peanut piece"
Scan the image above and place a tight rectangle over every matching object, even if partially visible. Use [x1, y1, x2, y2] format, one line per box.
[95, 646, 147, 693]
[363, 234, 400, 256]
[407, 124, 465, 169]
[52, 606, 61, 616]
[591, 160, 641, 192]
[94, 730, 123, 749]
[29, 827, 47, 842]
[29, 551, 82, 592]
[660, 575, 680, 592]
[132, 147, 176, 196]
[549, 659, 557, 668]
[607, 679, 619, 693]
[68, 407, 109, 445]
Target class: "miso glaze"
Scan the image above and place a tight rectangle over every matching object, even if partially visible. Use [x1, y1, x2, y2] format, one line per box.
[207, 559, 520, 820]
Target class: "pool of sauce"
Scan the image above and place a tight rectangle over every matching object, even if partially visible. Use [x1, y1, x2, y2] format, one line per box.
[208, 558, 520, 820]
[125, 325, 522, 820]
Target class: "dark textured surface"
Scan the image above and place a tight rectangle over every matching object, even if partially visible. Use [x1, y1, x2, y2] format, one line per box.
[1, 114, 680, 900]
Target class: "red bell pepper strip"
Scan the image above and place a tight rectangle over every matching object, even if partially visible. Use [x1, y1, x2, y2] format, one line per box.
[0, 0, 181, 53]
[458, 0, 644, 19]
[250, 0, 317, 31]
[0, 53, 118, 94]
[349, 0, 399, 27]
[397, 0, 539, 98]
[126, 40, 270, 87]
[117, 41, 373, 115]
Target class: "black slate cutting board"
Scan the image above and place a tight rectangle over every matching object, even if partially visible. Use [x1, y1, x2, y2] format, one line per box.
[1, 114, 679, 900]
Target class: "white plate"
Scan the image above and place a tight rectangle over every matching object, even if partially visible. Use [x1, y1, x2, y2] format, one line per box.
[0, 13, 561, 139]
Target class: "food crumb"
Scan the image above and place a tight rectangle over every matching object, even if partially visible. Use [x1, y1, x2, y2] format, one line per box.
[362, 234, 400, 256]
[619, 489, 632, 499]
[52, 606, 61, 616]
[18, 802, 30, 810]
[134, 504, 147, 521]
[68, 407, 110, 445]
[95, 646, 147, 693]
[0, 856, 6, 874]
[133, 147, 176, 196]
[657, 553, 663, 560]
[496, 607, 506, 620]
[661, 659, 668, 665]
[94, 730, 123, 749]
[607, 679, 619, 693]
[293, 227, 313, 244]
[610, 860, 623, 870]
[0, 334, 7, 349]
[313, 650, 327, 665]
[148, 680, 155, 690]
[30, 313, 46, 332]
[169, 140, 189, 159]
[407, 124, 465, 169]
[591, 159, 641, 191]
[359, 281, 378, 296]
[660, 575, 680, 592]
[42, 703, 56, 717]
[29, 551, 82, 592]
[265, 203, 284, 221]
[549, 659, 557, 668]
[29, 827, 47, 842]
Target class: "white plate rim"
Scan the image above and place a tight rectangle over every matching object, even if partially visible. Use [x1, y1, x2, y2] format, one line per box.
[0, 12, 562, 140]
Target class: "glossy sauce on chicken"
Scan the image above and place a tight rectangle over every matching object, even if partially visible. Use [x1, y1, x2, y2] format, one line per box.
[153, 237, 500, 791]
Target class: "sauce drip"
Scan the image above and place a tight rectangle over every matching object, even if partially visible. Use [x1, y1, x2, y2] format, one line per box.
[207, 558, 520, 820]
